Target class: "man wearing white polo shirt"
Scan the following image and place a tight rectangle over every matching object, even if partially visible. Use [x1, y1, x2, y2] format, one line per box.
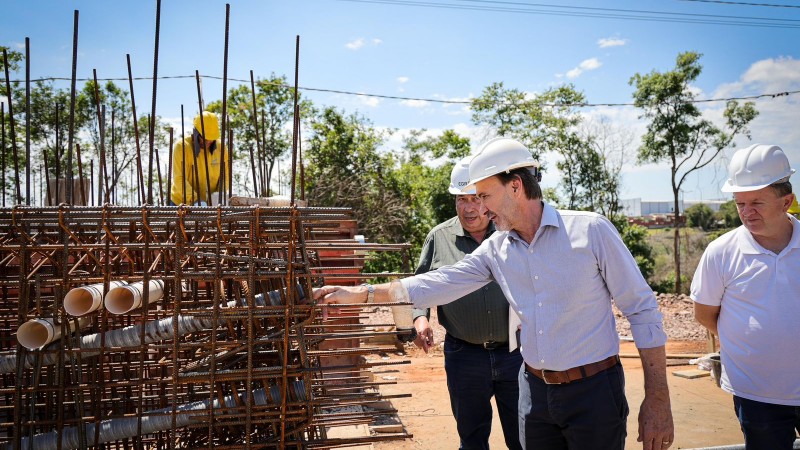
[692, 143, 800, 450]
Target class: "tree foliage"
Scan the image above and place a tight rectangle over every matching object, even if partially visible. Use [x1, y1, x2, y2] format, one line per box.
[686, 203, 716, 230]
[629, 51, 758, 293]
[471, 82, 624, 215]
[207, 74, 306, 196]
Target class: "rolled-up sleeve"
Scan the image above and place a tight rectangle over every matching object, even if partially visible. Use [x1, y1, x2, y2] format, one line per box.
[593, 216, 667, 349]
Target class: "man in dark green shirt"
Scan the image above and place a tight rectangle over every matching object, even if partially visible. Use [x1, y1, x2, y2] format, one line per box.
[412, 157, 523, 450]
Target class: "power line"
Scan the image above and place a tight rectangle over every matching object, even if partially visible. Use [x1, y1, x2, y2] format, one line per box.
[3, 74, 799, 108]
[331, 0, 800, 28]
[677, 0, 800, 9]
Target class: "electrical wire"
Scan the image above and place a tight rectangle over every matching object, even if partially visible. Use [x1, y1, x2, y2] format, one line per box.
[2, 73, 798, 108]
[330, 0, 800, 28]
[676, 0, 800, 9]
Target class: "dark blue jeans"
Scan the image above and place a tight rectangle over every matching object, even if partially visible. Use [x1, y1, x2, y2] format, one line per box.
[444, 334, 524, 450]
[733, 395, 800, 450]
[518, 361, 628, 450]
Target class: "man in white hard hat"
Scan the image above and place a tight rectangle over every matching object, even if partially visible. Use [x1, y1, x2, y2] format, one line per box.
[411, 156, 523, 450]
[692, 144, 800, 450]
[315, 137, 674, 450]
[169, 111, 230, 206]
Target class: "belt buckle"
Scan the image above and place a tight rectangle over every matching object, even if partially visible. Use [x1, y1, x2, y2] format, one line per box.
[483, 341, 498, 350]
[541, 370, 566, 385]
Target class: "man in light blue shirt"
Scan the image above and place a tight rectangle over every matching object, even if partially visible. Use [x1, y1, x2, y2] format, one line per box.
[315, 138, 674, 450]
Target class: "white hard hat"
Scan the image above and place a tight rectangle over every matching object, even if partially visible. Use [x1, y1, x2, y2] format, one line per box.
[721, 144, 795, 193]
[466, 137, 539, 189]
[449, 156, 475, 195]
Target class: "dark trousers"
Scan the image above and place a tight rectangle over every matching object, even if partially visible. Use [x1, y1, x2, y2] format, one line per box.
[733, 395, 800, 450]
[518, 361, 628, 450]
[444, 334, 524, 450]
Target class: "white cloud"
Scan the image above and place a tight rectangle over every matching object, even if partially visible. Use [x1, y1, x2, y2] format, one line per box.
[714, 56, 800, 98]
[566, 58, 602, 79]
[400, 99, 428, 108]
[396, 76, 409, 84]
[13, 42, 24, 50]
[345, 38, 365, 50]
[597, 37, 627, 48]
[345, 37, 383, 50]
[359, 95, 380, 107]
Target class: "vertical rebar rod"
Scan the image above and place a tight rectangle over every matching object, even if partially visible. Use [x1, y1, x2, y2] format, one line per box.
[194, 71, 211, 205]
[111, 109, 117, 204]
[259, 110, 267, 195]
[2, 48, 22, 204]
[92, 70, 109, 204]
[166, 127, 173, 206]
[297, 105, 305, 201]
[126, 54, 145, 205]
[181, 105, 187, 204]
[248, 71, 260, 197]
[147, 0, 162, 205]
[76, 143, 86, 205]
[55, 105, 61, 204]
[100, 104, 110, 203]
[90, 160, 94, 205]
[66, 10, 80, 204]
[290, 36, 300, 206]
[1, 102, 5, 207]
[220, 3, 231, 206]
[155, 144, 164, 205]
[25, 37, 31, 205]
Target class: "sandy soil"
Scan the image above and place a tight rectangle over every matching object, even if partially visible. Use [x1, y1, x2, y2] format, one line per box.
[359, 294, 748, 449]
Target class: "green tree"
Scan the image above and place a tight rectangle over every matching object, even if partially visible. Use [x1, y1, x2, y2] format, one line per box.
[389, 129, 473, 260]
[207, 74, 307, 197]
[686, 203, 716, 231]
[715, 200, 741, 228]
[629, 51, 758, 293]
[471, 82, 623, 215]
[610, 216, 655, 281]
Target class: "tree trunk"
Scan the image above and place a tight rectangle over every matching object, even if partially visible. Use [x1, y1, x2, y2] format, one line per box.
[673, 190, 682, 294]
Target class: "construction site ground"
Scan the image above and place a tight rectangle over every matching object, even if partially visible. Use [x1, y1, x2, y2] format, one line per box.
[359, 294, 745, 450]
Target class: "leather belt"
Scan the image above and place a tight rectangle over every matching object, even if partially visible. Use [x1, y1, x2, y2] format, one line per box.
[448, 335, 507, 350]
[525, 355, 620, 385]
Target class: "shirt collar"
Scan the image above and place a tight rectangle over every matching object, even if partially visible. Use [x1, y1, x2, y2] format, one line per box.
[506, 201, 558, 243]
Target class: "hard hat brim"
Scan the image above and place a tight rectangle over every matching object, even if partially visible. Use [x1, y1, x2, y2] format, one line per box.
[721, 169, 795, 193]
[449, 186, 476, 195]
[464, 161, 539, 192]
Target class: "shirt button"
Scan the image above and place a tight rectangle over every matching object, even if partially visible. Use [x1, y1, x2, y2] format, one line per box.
[487, 310, 491, 314]
[538, 302, 543, 307]
[540, 359, 545, 364]
[534, 275, 539, 280]
[538, 330, 543, 334]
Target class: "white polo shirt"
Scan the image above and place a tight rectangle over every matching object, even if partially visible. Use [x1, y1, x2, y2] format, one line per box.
[691, 214, 800, 406]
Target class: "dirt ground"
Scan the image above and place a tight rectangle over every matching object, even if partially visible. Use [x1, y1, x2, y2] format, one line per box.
[360, 295, 748, 450]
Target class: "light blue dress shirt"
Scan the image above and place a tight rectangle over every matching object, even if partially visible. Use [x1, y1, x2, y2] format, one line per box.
[402, 202, 666, 371]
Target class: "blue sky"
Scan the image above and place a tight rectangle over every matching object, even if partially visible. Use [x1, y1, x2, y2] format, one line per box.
[2, 0, 799, 201]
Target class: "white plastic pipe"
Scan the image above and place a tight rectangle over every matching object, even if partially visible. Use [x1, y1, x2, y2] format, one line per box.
[63, 281, 127, 316]
[104, 279, 165, 315]
[388, 280, 416, 342]
[10, 381, 306, 450]
[16, 317, 91, 350]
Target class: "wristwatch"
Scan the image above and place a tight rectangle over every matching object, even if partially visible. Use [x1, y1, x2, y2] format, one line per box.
[361, 283, 375, 303]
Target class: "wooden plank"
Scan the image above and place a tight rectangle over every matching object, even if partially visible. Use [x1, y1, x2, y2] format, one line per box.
[672, 369, 710, 379]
